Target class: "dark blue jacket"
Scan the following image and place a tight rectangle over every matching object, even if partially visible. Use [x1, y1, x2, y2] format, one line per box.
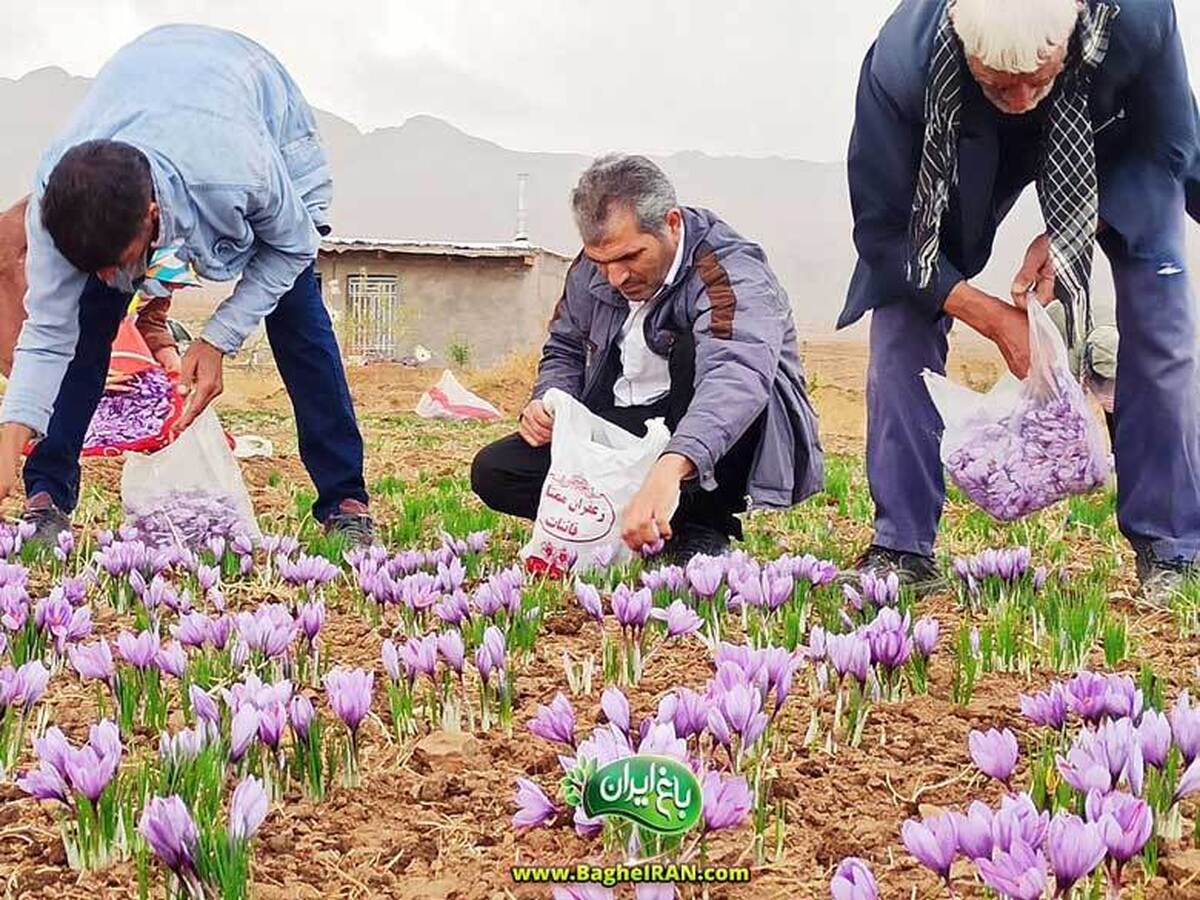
[841, 0, 1200, 328]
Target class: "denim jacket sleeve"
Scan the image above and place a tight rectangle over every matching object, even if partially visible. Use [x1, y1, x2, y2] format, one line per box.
[0, 194, 87, 436]
[199, 145, 321, 353]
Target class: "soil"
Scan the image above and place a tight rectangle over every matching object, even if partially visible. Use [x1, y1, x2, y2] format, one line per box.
[2, 340, 1196, 900]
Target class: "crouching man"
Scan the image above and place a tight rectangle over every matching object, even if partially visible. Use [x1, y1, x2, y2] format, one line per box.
[471, 154, 823, 562]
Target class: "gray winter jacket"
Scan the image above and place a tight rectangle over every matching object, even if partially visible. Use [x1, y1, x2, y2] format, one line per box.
[532, 206, 824, 510]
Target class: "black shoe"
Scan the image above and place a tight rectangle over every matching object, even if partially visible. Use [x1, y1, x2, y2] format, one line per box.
[851, 544, 942, 592]
[662, 524, 730, 566]
[22, 492, 72, 547]
[1134, 545, 1193, 608]
[323, 499, 376, 547]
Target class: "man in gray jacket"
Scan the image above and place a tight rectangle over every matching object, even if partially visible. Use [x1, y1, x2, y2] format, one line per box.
[472, 154, 823, 561]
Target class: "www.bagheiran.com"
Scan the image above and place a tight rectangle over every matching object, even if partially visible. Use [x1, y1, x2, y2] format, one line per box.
[510, 862, 752, 887]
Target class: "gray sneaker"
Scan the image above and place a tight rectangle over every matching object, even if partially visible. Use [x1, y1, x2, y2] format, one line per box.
[323, 499, 376, 547]
[1135, 547, 1193, 608]
[22, 492, 72, 547]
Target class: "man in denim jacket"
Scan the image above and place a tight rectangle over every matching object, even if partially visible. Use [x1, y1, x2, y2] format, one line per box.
[0, 25, 372, 543]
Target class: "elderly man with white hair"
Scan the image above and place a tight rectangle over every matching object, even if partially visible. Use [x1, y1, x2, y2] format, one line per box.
[842, 0, 1200, 602]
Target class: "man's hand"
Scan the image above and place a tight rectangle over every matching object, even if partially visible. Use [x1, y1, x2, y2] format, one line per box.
[944, 281, 1032, 379]
[621, 453, 695, 551]
[518, 399, 554, 447]
[1011, 234, 1056, 308]
[0, 422, 33, 505]
[105, 370, 134, 393]
[174, 339, 225, 434]
[154, 345, 182, 376]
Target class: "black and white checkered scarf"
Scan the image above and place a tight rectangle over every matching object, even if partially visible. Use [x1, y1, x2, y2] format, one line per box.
[907, 1, 1120, 346]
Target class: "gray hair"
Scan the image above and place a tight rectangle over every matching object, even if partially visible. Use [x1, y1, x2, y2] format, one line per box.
[570, 154, 678, 244]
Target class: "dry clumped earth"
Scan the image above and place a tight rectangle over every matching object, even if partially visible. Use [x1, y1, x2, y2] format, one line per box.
[4, 339, 1199, 900]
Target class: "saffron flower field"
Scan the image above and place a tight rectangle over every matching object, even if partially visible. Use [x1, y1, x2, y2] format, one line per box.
[2, 412, 1200, 900]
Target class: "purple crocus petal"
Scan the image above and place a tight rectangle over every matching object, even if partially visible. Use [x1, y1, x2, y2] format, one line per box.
[18, 761, 71, 803]
[953, 801, 994, 861]
[976, 839, 1048, 900]
[189, 685, 220, 727]
[528, 693, 576, 747]
[1171, 690, 1200, 764]
[229, 706, 260, 763]
[289, 694, 315, 741]
[323, 667, 374, 733]
[138, 795, 198, 874]
[1094, 791, 1153, 863]
[601, 687, 631, 736]
[968, 727, 1020, 784]
[512, 777, 558, 828]
[912, 616, 940, 657]
[227, 775, 269, 842]
[69, 640, 115, 684]
[437, 630, 465, 674]
[155, 641, 189, 679]
[1047, 812, 1107, 894]
[700, 770, 752, 832]
[1139, 709, 1172, 769]
[830, 857, 878, 900]
[33, 727, 72, 778]
[901, 814, 957, 880]
[650, 599, 703, 639]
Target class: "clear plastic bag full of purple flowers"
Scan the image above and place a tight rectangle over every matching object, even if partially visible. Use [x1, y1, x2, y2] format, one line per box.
[923, 301, 1112, 522]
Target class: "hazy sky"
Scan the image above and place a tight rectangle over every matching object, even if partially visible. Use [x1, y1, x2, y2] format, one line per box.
[3, 0, 1200, 161]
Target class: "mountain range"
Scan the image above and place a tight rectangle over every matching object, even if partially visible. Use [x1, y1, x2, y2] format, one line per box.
[2, 65, 1194, 338]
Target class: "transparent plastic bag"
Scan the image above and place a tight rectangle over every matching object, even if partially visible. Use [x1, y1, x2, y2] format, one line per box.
[520, 389, 670, 575]
[120, 407, 262, 550]
[415, 370, 501, 422]
[922, 300, 1112, 521]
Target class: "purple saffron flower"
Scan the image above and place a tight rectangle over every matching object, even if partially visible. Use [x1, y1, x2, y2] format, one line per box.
[953, 801, 995, 861]
[400, 634, 439, 683]
[289, 694, 315, 740]
[685, 555, 724, 599]
[1139, 709, 1172, 769]
[657, 687, 709, 740]
[1046, 812, 1106, 895]
[529, 693, 576, 747]
[969, 727, 1020, 786]
[912, 616, 939, 657]
[638, 721, 689, 762]
[156, 640, 189, 679]
[574, 582, 604, 622]
[207, 615, 234, 651]
[992, 793, 1049, 854]
[116, 629, 161, 670]
[611, 585, 652, 631]
[1019, 685, 1069, 730]
[189, 685, 220, 727]
[700, 770, 752, 832]
[438, 630, 465, 674]
[1171, 690, 1200, 764]
[482, 625, 507, 673]
[1057, 740, 1113, 795]
[513, 777, 558, 828]
[830, 857, 878, 900]
[1174, 757, 1200, 803]
[297, 601, 325, 643]
[15, 660, 49, 709]
[434, 591, 471, 626]
[901, 815, 957, 882]
[865, 608, 912, 671]
[1065, 671, 1110, 724]
[69, 639, 115, 685]
[381, 639, 402, 683]
[473, 645, 496, 685]
[827, 633, 871, 684]
[601, 687, 631, 736]
[139, 795, 198, 874]
[324, 667, 374, 733]
[976, 839, 1048, 900]
[228, 775, 269, 842]
[171, 612, 211, 649]
[257, 701, 288, 749]
[18, 761, 70, 803]
[1091, 791, 1153, 864]
[651, 599, 703, 638]
[229, 706, 259, 763]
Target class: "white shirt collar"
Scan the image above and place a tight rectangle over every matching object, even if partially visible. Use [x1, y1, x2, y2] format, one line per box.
[649, 217, 686, 302]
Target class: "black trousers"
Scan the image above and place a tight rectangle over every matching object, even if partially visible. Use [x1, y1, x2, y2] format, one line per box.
[471, 335, 761, 539]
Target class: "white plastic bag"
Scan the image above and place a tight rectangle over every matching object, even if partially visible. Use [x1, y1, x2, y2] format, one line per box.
[121, 407, 262, 550]
[520, 389, 671, 574]
[922, 300, 1112, 521]
[415, 370, 501, 422]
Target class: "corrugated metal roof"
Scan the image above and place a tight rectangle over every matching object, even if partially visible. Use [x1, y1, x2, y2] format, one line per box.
[319, 236, 572, 261]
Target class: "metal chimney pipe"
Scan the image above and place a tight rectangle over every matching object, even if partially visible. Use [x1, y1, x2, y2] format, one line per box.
[515, 172, 529, 243]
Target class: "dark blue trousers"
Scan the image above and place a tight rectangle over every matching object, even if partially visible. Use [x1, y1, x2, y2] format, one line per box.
[866, 217, 1200, 564]
[24, 264, 367, 523]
